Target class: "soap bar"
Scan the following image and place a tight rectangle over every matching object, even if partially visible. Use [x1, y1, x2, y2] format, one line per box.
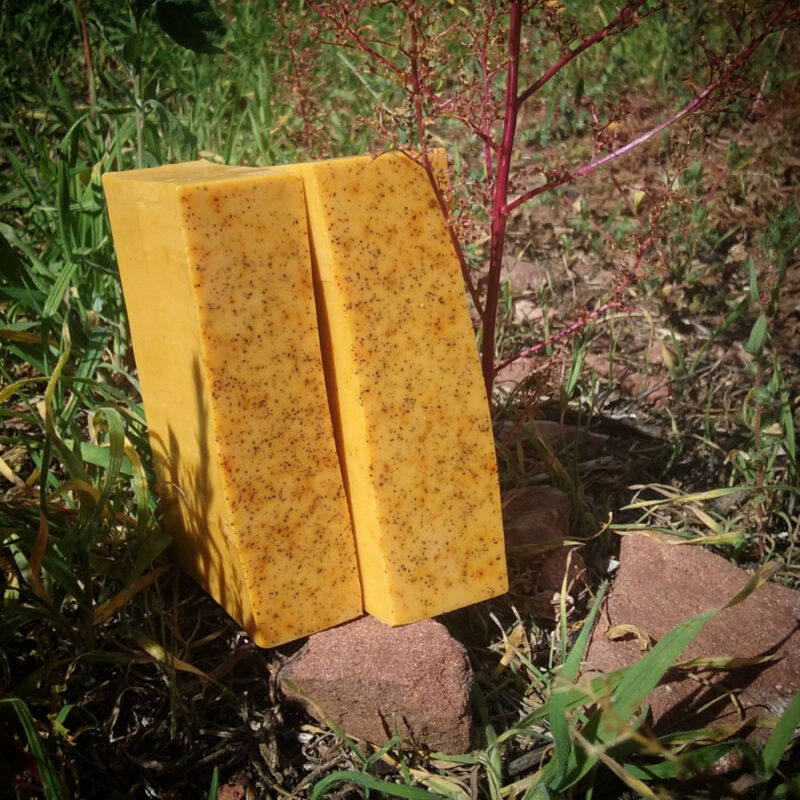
[103, 162, 362, 647]
[299, 152, 508, 624]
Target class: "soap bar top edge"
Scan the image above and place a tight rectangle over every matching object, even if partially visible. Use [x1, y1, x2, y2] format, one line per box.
[101, 150, 445, 186]
[102, 160, 301, 186]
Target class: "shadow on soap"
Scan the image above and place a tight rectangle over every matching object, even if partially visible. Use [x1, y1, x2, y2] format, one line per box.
[148, 357, 255, 638]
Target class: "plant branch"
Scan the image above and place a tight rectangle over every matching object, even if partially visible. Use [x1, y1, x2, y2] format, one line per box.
[495, 226, 660, 373]
[506, 1, 789, 217]
[79, 9, 95, 108]
[516, 0, 657, 108]
[308, 1, 499, 150]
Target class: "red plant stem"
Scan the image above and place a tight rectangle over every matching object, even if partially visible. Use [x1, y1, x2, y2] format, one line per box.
[481, 0, 522, 400]
[307, 0, 792, 402]
[495, 298, 625, 370]
[479, 0, 658, 398]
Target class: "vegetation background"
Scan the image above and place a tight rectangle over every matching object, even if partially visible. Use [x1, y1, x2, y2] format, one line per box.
[1, 0, 799, 797]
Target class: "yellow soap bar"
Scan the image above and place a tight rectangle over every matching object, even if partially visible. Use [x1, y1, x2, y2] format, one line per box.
[299, 152, 508, 624]
[103, 162, 362, 647]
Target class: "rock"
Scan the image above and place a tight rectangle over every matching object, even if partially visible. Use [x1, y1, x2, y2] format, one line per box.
[584, 533, 800, 769]
[477, 255, 548, 293]
[216, 784, 245, 800]
[584, 352, 672, 408]
[512, 297, 544, 325]
[503, 486, 571, 550]
[495, 419, 609, 460]
[279, 615, 473, 753]
[503, 486, 587, 618]
[494, 356, 539, 391]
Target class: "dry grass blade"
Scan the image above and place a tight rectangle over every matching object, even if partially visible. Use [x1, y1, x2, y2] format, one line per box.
[92, 564, 171, 625]
[606, 623, 654, 652]
[491, 618, 525, 677]
[0, 451, 30, 490]
[573, 729, 658, 799]
[27, 510, 50, 603]
[671, 653, 778, 671]
[130, 630, 227, 693]
[723, 558, 784, 609]
[409, 769, 471, 800]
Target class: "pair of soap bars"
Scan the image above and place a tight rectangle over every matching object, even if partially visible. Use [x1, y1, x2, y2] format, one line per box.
[103, 151, 508, 648]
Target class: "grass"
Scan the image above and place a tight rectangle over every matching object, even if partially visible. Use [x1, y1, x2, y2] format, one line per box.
[1, 1, 799, 797]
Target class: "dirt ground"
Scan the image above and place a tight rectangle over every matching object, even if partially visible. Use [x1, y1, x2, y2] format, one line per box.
[491, 82, 800, 579]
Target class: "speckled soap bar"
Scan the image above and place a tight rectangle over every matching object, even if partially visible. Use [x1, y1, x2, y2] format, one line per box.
[299, 152, 508, 624]
[103, 162, 362, 648]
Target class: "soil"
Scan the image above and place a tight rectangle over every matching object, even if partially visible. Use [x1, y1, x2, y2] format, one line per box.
[493, 82, 800, 573]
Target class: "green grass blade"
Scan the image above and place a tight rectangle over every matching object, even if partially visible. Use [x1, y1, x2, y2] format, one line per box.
[497, 669, 628, 746]
[558, 606, 715, 790]
[564, 582, 609, 682]
[43, 331, 88, 482]
[83, 406, 126, 543]
[545, 581, 609, 785]
[207, 766, 220, 800]
[774, 359, 796, 474]
[0, 697, 63, 800]
[42, 261, 76, 319]
[565, 345, 584, 397]
[474, 683, 503, 800]
[523, 783, 560, 800]
[622, 741, 743, 779]
[312, 770, 437, 800]
[760, 690, 800, 779]
[76, 326, 110, 380]
[55, 157, 74, 262]
[71, 442, 135, 477]
[760, 777, 800, 800]
[613, 560, 780, 726]
[597, 609, 716, 738]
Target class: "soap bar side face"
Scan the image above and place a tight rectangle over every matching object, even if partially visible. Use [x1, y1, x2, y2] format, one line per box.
[103, 173, 254, 629]
[104, 164, 362, 647]
[301, 152, 508, 624]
